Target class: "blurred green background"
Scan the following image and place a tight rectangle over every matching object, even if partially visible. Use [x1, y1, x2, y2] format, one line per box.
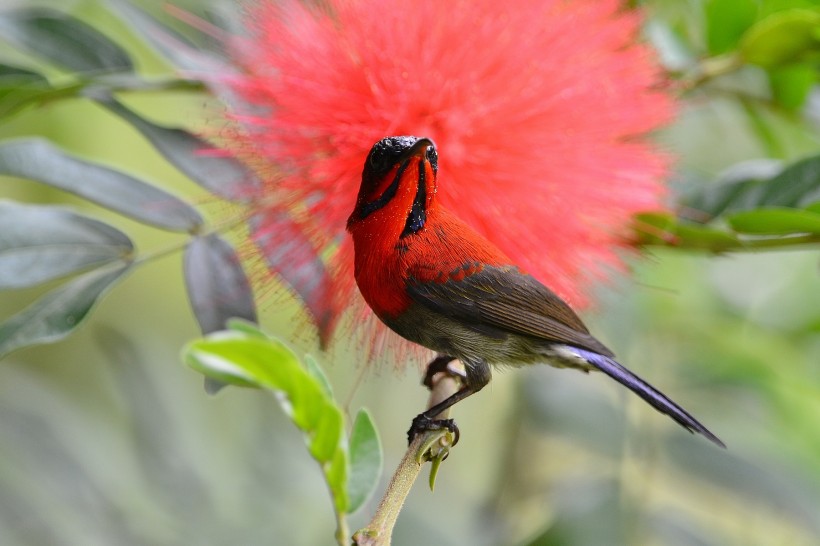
[2, 1, 820, 545]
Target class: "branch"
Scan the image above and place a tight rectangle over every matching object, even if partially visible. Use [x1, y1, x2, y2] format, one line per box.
[352, 367, 461, 546]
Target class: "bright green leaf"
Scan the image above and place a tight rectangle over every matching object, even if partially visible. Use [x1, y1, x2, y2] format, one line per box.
[769, 64, 817, 109]
[226, 318, 269, 338]
[0, 263, 130, 357]
[728, 207, 820, 234]
[326, 448, 349, 514]
[0, 201, 133, 289]
[184, 235, 256, 395]
[347, 409, 382, 514]
[309, 405, 344, 463]
[0, 7, 133, 73]
[739, 9, 820, 68]
[182, 331, 351, 515]
[304, 354, 334, 398]
[675, 223, 741, 251]
[0, 139, 203, 232]
[183, 337, 261, 388]
[706, 0, 759, 55]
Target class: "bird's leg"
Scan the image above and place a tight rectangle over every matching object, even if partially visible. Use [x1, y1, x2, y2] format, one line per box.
[422, 354, 466, 390]
[408, 359, 491, 445]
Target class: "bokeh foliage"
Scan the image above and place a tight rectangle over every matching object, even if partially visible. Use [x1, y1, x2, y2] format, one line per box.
[1, 0, 820, 545]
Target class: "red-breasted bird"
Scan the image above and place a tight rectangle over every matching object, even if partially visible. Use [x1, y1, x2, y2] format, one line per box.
[347, 136, 724, 448]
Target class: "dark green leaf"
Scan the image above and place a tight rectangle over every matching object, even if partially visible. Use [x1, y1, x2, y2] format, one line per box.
[98, 97, 260, 202]
[685, 155, 820, 218]
[727, 207, 820, 234]
[0, 63, 57, 119]
[705, 0, 759, 55]
[0, 139, 203, 232]
[184, 234, 256, 395]
[0, 7, 133, 73]
[347, 408, 382, 514]
[0, 63, 48, 87]
[739, 9, 820, 68]
[0, 201, 133, 290]
[769, 64, 817, 110]
[0, 263, 130, 357]
[108, 0, 228, 72]
[184, 234, 256, 334]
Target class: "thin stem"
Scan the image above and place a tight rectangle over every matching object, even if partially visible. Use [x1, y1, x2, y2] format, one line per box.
[352, 369, 461, 546]
[132, 207, 255, 267]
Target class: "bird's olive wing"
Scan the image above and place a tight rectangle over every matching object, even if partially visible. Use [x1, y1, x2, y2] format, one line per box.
[406, 265, 614, 356]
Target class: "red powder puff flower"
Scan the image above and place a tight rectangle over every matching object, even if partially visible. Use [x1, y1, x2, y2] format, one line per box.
[219, 0, 673, 354]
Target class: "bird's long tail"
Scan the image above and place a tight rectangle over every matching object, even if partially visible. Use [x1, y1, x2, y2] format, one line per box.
[572, 348, 725, 448]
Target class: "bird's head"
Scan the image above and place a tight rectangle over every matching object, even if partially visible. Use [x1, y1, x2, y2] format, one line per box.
[347, 136, 438, 234]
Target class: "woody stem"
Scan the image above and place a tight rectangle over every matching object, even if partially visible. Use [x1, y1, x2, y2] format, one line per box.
[351, 366, 461, 546]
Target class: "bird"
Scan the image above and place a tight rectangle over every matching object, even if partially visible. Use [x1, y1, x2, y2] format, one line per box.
[346, 136, 724, 448]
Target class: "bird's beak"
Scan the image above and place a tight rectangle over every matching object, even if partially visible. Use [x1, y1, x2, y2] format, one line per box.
[399, 137, 434, 163]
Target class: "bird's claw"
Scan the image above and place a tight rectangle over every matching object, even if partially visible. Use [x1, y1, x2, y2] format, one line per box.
[407, 414, 460, 446]
[422, 357, 465, 390]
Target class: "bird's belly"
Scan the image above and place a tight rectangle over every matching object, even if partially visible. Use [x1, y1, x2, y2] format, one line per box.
[384, 303, 549, 368]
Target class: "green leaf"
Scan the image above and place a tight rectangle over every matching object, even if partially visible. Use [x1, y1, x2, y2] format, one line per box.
[0, 138, 203, 232]
[309, 405, 344, 462]
[769, 64, 817, 110]
[0, 201, 133, 290]
[685, 155, 820, 218]
[183, 334, 340, 460]
[347, 409, 382, 514]
[326, 448, 349, 515]
[633, 212, 740, 252]
[304, 354, 334, 398]
[97, 98, 261, 202]
[108, 0, 229, 72]
[705, 0, 759, 55]
[739, 8, 820, 68]
[0, 7, 133, 73]
[0, 263, 130, 358]
[226, 318, 269, 338]
[0, 63, 57, 119]
[184, 234, 256, 334]
[182, 331, 350, 512]
[727, 207, 820, 234]
[184, 234, 257, 396]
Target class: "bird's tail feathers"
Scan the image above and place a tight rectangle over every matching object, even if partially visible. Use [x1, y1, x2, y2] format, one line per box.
[572, 348, 725, 448]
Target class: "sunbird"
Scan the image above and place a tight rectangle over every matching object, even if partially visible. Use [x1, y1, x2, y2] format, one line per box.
[347, 136, 724, 448]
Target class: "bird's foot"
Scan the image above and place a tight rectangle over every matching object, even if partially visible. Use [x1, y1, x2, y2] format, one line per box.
[407, 413, 460, 446]
[422, 356, 465, 390]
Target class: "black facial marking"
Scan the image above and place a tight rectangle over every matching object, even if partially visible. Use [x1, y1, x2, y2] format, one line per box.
[359, 160, 408, 218]
[401, 158, 427, 237]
